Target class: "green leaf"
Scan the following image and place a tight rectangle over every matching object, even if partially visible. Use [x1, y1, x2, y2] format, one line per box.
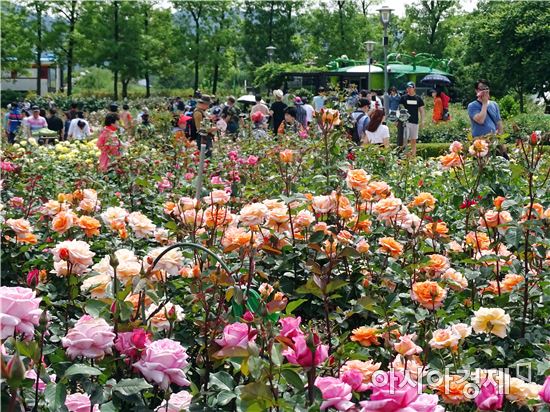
[44, 382, 66, 411]
[216, 390, 236, 406]
[326, 279, 348, 294]
[63, 364, 102, 378]
[309, 230, 325, 244]
[285, 299, 308, 315]
[112, 378, 153, 396]
[85, 300, 109, 318]
[99, 402, 117, 412]
[281, 369, 304, 390]
[271, 343, 283, 367]
[209, 371, 235, 391]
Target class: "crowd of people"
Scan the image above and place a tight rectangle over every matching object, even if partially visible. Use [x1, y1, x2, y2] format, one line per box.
[3, 78, 505, 165]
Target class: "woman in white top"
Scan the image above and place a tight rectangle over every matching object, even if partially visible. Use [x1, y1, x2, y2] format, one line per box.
[67, 112, 91, 140]
[362, 108, 390, 148]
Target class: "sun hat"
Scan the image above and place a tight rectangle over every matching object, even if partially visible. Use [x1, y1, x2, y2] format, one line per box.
[31, 105, 39, 111]
[294, 97, 303, 105]
[198, 95, 212, 104]
[273, 89, 284, 99]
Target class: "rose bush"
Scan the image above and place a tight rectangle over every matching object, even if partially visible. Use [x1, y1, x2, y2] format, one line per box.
[0, 104, 549, 411]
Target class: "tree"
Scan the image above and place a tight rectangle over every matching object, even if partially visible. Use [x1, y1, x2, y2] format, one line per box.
[1, 2, 34, 74]
[463, 0, 550, 112]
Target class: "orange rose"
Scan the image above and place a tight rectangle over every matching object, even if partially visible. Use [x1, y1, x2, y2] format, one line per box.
[78, 216, 101, 237]
[501, 273, 524, 291]
[493, 196, 506, 210]
[410, 192, 436, 212]
[440, 152, 462, 169]
[57, 193, 74, 204]
[221, 227, 252, 252]
[421, 254, 450, 276]
[521, 203, 544, 220]
[465, 231, 490, 251]
[356, 239, 370, 254]
[52, 211, 77, 234]
[468, 139, 489, 157]
[411, 281, 447, 309]
[279, 149, 294, 163]
[441, 268, 468, 291]
[372, 197, 403, 219]
[204, 206, 233, 228]
[431, 374, 469, 404]
[350, 326, 380, 347]
[239, 203, 269, 226]
[6, 218, 33, 234]
[346, 169, 371, 191]
[16, 232, 38, 244]
[423, 221, 449, 238]
[378, 237, 403, 257]
[355, 219, 372, 233]
[363, 181, 392, 200]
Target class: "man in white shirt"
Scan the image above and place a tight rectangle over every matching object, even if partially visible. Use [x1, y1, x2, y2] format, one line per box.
[302, 97, 314, 125]
[67, 112, 91, 140]
[313, 87, 326, 112]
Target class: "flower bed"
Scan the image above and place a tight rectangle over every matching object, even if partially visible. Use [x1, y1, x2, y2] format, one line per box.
[1, 116, 549, 411]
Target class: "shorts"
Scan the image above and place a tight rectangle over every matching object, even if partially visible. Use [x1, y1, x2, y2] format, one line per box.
[405, 123, 419, 141]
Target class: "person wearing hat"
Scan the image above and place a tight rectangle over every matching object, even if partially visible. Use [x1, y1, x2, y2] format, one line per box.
[191, 94, 217, 157]
[26, 105, 48, 139]
[221, 96, 240, 138]
[269, 89, 287, 134]
[398, 81, 425, 156]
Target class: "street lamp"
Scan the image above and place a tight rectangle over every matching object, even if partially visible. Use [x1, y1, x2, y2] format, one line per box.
[377, 5, 393, 114]
[266, 45, 276, 63]
[364, 40, 376, 91]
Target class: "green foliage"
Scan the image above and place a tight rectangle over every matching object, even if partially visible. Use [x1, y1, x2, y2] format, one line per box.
[498, 95, 521, 119]
[254, 63, 325, 90]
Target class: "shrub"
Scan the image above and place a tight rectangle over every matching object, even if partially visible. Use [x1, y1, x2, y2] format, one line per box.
[498, 94, 520, 119]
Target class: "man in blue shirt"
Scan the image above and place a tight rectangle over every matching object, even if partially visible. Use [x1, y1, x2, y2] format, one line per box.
[467, 79, 503, 137]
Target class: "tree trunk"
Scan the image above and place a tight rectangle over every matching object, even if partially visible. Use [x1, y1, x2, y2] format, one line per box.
[144, 7, 150, 97]
[212, 45, 220, 95]
[36, 4, 42, 95]
[66, 0, 76, 96]
[122, 79, 129, 99]
[113, 0, 119, 100]
[189, 5, 202, 92]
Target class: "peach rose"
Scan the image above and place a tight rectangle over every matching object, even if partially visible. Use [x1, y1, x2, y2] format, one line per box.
[6, 218, 33, 234]
[81, 273, 111, 298]
[146, 303, 185, 331]
[429, 328, 459, 350]
[449, 141, 463, 153]
[350, 326, 380, 347]
[181, 209, 204, 226]
[204, 189, 230, 205]
[423, 221, 449, 238]
[372, 197, 403, 219]
[51, 210, 77, 234]
[336, 230, 352, 244]
[204, 206, 233, 228]
[145, 247, 184, 278]
[411, 281, 447, 310]
[469, 139, 489, 157]
[422, 254, 450, 276]
[268, 207, 290, 226]
[41, 199, 67, 216]
[440, 152, 462, 169]
[441, 268, 468, 291]
[345, 169, 371, 191]
[394, 333, 423, 356]
[279, 149, 294, 163]
[521, 202, 544, 220]
[16, 232, 38, 244]
[471, 307, 510, 338]
[78, 216, 101, 237]
[311, 195, 335, 214]
[52, 240, 95, 274]
[178, 196, 198, 211]
[451, 323, 472, 339]
[378, 237, 403, 257]
[239, 203, 268, 227]
[392, 355, 426, 380]
[361, 181, 392, 201]
[410, 192, 436, 212]
[431, 374, 469, 404]
[465, 231, 490, 251]
[127, 212, 156, 239]
[479, 210, 513, 230]
[78, 189, 100, 213]
[356, 239, 370, 254]
[221, 227, 253, 252]
[340, 360, 381, 384]
[263, 199, 286, 210]
[101, 206, 129, 228]
[294, 210, 315, 228]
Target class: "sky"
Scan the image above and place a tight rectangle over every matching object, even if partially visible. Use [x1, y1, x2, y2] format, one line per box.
[385, 0, 479, 17]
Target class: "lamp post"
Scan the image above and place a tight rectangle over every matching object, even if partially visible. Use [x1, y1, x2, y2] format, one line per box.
[364, 40, 376, 91]
[266, 45, 276, 63]
[377, 6, 393, 114]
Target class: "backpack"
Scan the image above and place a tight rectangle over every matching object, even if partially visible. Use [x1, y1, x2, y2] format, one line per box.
[349, 111, 368, 144]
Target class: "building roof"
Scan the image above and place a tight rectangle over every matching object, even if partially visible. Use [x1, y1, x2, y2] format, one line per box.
[330, 63, 450, 76]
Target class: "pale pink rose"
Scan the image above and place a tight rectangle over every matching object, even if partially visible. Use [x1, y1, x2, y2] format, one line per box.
[52, 240, 95, 274]
[184, 172, 194, 181]
[127, 211, 156, 239]
[259, 283, 274, 298]
[133, 338, 190, 390]
[394, 334, 423, 356]
[0, 287, 42, 340]
[65, 393, 100, 412]
[115, 328, 151, 361]
[5, 218, 33, 234]
[315, 377, 354, 410]
[24, 369, 55, 392]
[406, 394, 445, 412]
[449, 141, 463, 153]
[157, 177, 172, 193]
[52, 260, 89, 277]
[279, 316, 302, 339]
[214, 322, 257, 357]
[145, 247, 184, 277]
[391, 355, 426, 380]
[9, 197, 24, 208]
[41, 199, 66, 216]
[204, 189, 230, 205]
[156, 390, 193, 412]
[78, 189, 100, 213]
[62, 315, 115, 359]
[210, 175, 225, 185]
[239, 203, 269, 226]
[294, 210, 316, 227]
[100, 206, 129, 227]
[311, 195, 335, 214]
[283, 333, 328, 367]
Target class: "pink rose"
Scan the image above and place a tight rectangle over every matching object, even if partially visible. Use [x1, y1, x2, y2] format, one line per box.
[341, 369, 369, 392]
[157, 177, 172, 193]
[0, 286, 42, 340]
[214, 322, 257, 357]
[540, 376, 550, 403]
[9, 197, 24, 208]
[65, 393, 99, 412]
[115, 329, 151, 361]
[228, 150, 239, 161]
[184, 172, 194, 181]
[1, 161, 16, 172]
[210, 175, 225, 185]
[449, 141, 463, 153]
[314, 376, 354, 411]
[475, 379, 504, 410]
[279, 316, 302, 339]
[24, 369, 55, 392]
[133, 338, 190, 390]
[247, 155, 259, 166]
[62, 315, 115, 359]
[405, 394, 444, 412]
[283, 333, 328, 367]
[52, 240, 95, 275]
[393, 334, 423, 357]
[359, 371, 419, 412]
[156, 390, 193, 412]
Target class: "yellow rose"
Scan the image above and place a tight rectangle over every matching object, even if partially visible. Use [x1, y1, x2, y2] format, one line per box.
[471, 307, 510, 338]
